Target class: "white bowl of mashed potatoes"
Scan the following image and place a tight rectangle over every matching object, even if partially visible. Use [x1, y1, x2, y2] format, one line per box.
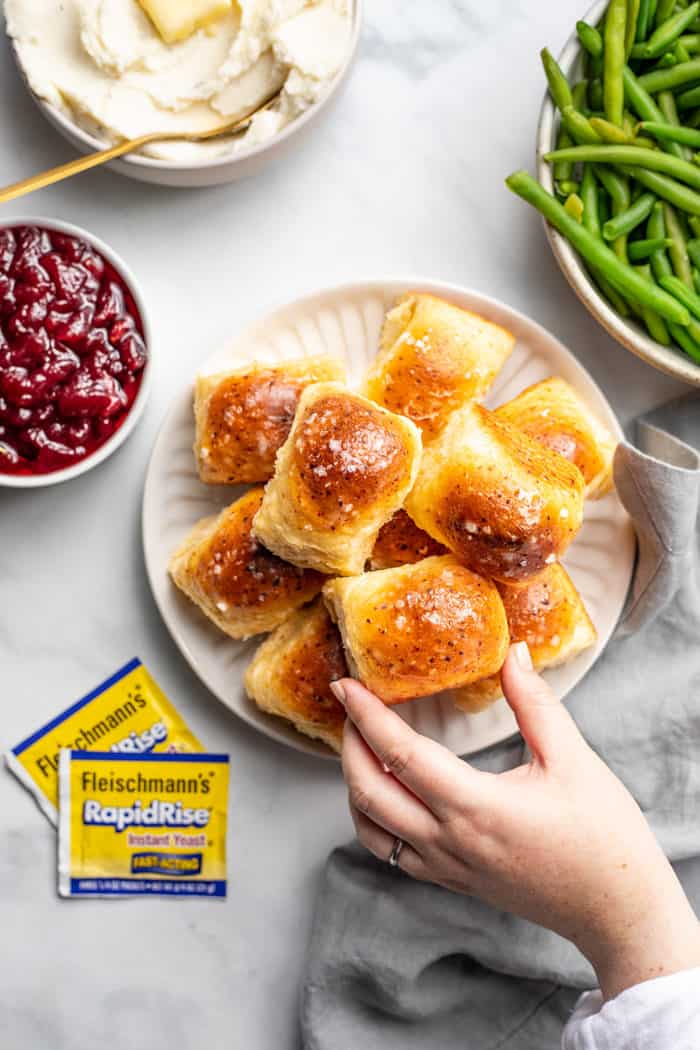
[6, 0, 362, 187]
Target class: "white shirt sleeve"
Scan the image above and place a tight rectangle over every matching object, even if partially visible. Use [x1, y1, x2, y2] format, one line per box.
[562, 969, 700, 1050]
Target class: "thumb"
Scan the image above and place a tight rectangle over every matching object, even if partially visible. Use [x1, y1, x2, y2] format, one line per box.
[500, 643, 583, 764]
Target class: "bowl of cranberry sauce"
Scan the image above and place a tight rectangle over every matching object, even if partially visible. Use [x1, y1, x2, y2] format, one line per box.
[0, 219, 151, 487]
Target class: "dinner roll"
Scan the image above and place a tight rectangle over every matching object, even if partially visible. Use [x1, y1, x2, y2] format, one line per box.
[169, 488, 324, 640]
[453, 563, 597, 713]
[244, 599, 347, 753]
[495, 377, 616, 499]
[323, 556, 509, 704]
[194, 355, 345, 484]
[404, 403, 585, 584]
[363, 293, 514, 440]
[253, 382, 422, 576]
[369, 509, 447, 571]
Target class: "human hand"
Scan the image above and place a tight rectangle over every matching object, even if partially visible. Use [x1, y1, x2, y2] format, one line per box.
[334, 643, 700, 1000]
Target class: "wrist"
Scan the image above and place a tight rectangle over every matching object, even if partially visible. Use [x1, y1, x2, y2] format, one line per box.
[580, 876, 700, 1001]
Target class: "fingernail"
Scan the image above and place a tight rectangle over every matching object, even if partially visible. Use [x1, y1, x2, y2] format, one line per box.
[330, 680, 347, 705]
[512, 642, 533, 671]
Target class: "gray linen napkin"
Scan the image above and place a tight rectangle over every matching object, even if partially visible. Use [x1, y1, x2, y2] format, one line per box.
[301, 394, 700, 1050]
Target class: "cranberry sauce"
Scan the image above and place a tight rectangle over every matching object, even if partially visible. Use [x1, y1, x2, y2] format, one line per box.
[0, 225, 147, 476]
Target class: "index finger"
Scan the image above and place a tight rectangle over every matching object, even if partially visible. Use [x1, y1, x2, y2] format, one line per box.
[332, 678, 492, 820]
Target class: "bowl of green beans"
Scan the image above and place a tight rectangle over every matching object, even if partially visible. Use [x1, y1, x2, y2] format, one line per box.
[512, 0, 700, 385]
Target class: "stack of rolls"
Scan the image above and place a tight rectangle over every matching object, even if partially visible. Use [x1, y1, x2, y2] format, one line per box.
[170, 292, 616, 753]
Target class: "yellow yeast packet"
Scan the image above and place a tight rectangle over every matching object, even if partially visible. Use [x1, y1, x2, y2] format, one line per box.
[58, 750, 229, 899]
[6, 658, 202, 825]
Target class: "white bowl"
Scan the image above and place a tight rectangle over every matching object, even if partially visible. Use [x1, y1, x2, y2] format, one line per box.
[11, 2, 363, 189]
[537, 0, 700, 387]
[142, 278, 635, 760]
[0, 216, 153, 489]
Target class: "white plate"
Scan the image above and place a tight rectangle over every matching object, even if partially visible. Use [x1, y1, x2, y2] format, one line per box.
[143, 279, 635, 761]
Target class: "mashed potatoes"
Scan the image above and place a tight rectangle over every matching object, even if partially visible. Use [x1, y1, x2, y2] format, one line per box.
[6, 0, 353, 161]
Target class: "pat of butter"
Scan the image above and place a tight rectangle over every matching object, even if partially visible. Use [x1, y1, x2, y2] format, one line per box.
[136, 0, 233, 44]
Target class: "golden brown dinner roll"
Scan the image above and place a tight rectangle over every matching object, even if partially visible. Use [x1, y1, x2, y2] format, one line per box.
[323, 556, 510, 704]
[363, 293, 514, 440]
[404, 403, 585, 585]
[253, 382, 423, 577]
[495, 377, 616, 499]
[453, 563, 597, 713]
[369, 510, 448, 570]
[194, 356, 345, 484]
[169, 488, 324, 640]
[244, 599, 348, 753]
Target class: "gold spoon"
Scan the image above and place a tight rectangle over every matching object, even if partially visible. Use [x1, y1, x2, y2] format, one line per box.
[0, 87, 283, 205]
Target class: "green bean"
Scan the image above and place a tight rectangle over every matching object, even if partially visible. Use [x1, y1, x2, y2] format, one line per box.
[687, 236, 700, 264]
[590, 77, 605, 111]
[606, 0, 628, 126]
[636, 265, 672, 342]
[658, 90, 694, 160]
[572, 79, 590, 111]
[654, 50, 680, 68]
[581, 165, 601, 234]
[544, 144, 700, 191]
[562, 105, 603, 144]
[640, 119, 700, 146]
[623, 66, 686, 157]
[668, 321, 700, 359]
[647, 200, 674, 282]
[656, 0, 679, 24]
[594, 164, 632, 208]
[663, 201, 694, 284]
[693, 265, 700, 292]
[589, 116, 635, 143]
[618, 163, 700, 214]
[565, 193, 585, 221]
[603, 192, 658, 239]
[628, 236, 674, 258]
[676, 83, 700, 109]
[637, 0, 654, 40]
[553, 127, 574, 185]
[541, 48, 573, 111]
[638, 2, 700, 57]
[676, 40, 692, 63]
[504, 171, 690, 323]
[558, 180, 581, 196]
[577, 20, 604, 56]
[689, 215, 700, 235]
[627, 0, 642, 56]
[679, 33, 700, 50]
[660, 272, 700, 315]
[637, 57, 700, 92]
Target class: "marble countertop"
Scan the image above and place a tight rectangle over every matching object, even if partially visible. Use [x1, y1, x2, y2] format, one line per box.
[0, 2, 690, 1048]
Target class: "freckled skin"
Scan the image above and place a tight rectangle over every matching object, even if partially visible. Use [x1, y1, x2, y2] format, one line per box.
[196, 488, 324, 611]
[290, 395, 412, 529]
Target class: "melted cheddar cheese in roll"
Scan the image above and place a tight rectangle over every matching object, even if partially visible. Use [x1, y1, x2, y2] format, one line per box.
[363, 293, 515, 441]
[323, 555, 510, 704]
[495, 377, 616, 499]
[169, 488, 325, 640]
[253, 382, 422, 577]
[404, 403, 585, 584]
[194, 356, 345, 485]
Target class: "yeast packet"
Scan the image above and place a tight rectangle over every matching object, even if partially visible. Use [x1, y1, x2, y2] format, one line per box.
[6, 658, 202, 824]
